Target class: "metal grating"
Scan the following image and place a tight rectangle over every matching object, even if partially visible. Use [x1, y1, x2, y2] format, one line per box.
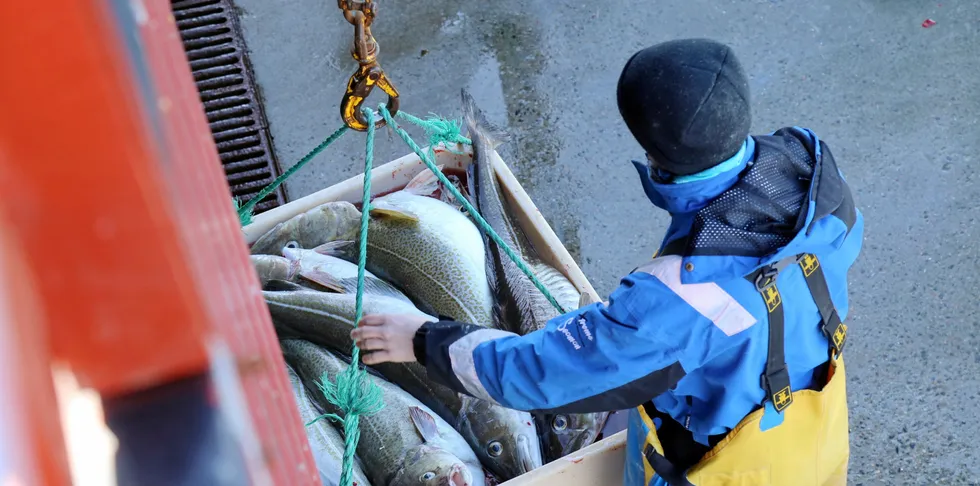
[171, 0, 286, 214]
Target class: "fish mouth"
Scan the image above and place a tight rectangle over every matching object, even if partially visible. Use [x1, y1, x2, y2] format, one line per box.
[282, 246, 300, 261]
[448, 463, 470, 486]
[516, 435, 542, 474]
[284, 256, 303, 280]
[559, 430, 595, 457]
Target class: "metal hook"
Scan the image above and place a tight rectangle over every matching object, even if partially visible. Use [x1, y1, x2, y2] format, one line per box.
[337, 9, 399, 131]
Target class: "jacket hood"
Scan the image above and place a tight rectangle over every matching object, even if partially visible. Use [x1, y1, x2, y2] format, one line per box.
[631, 137, 754, 215]
[633, 127, 858, 283]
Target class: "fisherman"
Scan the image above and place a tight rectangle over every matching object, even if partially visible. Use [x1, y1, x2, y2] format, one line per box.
[351, 38, 863, 486]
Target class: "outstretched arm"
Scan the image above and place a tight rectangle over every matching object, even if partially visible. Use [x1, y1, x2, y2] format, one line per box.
[353, 264, 756, 414]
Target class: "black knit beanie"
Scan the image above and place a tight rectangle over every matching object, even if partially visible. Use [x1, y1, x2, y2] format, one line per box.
[617, 38, 751, 176]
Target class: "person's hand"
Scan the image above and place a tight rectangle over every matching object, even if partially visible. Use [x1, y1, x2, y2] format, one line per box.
[351, 313, 430, 365]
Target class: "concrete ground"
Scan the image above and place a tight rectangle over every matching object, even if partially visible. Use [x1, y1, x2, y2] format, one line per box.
[233, 0, 980, 483]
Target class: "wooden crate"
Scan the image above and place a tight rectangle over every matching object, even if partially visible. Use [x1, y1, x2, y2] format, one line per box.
[243, 143, 628, 485]
[503, 430, 625, 486]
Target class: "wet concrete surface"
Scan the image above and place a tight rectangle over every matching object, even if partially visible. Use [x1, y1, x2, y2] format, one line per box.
[232, 0, 980, 482]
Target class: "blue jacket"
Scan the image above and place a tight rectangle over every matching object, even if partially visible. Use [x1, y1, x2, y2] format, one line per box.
[417, 127, 863, 446]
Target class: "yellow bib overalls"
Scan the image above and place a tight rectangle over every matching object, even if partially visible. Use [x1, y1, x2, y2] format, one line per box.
[637, 253, 850, 486]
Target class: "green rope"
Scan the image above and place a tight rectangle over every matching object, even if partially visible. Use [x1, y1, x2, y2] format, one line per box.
[232, 197, 251, 226]
[320, 108, 385, 486]
[304, 412, 342, 427]
[237, 125, 349, 225]
[238, 106, 566, 485]
[235, 112, 468, 227]
[298, 110, 384, 486]
[396, 111, 471, 159]
[379, 104, 567, 315]
[351, 107, 377, 365]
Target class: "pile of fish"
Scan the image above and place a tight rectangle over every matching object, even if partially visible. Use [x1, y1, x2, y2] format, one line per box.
[250, 91, 609, 486]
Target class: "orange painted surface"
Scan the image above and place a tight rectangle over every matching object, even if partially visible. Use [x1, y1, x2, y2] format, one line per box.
[132, 1, 319, 482]
[0, 1, 318, 483]
[0, 0, 210, 397]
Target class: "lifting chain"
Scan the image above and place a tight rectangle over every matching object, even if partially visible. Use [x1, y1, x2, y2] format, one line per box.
[337, 0, 400, 131]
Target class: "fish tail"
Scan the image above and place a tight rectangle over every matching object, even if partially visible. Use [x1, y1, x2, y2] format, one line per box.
[297, 269, 345, 293]
[460, 89, 509, 147]
[312, 240, 355, 256]
[404, 164, 445, 197]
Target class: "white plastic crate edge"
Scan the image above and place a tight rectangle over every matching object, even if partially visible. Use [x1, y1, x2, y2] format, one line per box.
[503, 430, 626, 486]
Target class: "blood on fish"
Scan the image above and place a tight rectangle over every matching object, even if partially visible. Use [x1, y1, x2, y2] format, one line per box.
[922, 18, 936, 27]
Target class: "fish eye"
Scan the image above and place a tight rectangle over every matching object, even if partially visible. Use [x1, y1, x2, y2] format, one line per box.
[553, 415, 568, 431]
[487, 441, 503, 457]
[420, 471, 436, 481]
[284, 241, 299, 249]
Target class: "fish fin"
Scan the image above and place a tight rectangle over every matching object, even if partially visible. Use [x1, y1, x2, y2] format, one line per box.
[287, 257, 302, 280]
[369, 200, 420, 222]
[360, 278, 408, 301]
[403, 165, 445, 196]
[460, 89, 509, 148]
[312, 240, 355, 256]
[263, 279, 307, 292]
[487, 261, 512, 331]
[296, 270, 345, 293]
[409, 406, 441, 442]
[486, 248, 532, 334]
[369, 207, 420, 222]
[465, 164, 479, 211]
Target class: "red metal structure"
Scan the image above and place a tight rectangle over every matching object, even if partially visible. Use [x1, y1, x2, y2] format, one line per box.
[0, 1, 318, 484]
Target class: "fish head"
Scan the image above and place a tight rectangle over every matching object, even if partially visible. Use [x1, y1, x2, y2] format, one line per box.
[250, 254, 296, 284]
[391, 444, 473, 486]
[281, 244, 319, 275]
[534, 412, 605, 462]
[281, 241, 304, 261]
[249, 201, 360, 255]
[457, 397, 542, 480]
[275, 243, 308, 275]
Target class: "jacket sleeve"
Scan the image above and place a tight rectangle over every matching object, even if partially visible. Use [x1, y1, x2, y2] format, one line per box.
[417, 265, 757, 414]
